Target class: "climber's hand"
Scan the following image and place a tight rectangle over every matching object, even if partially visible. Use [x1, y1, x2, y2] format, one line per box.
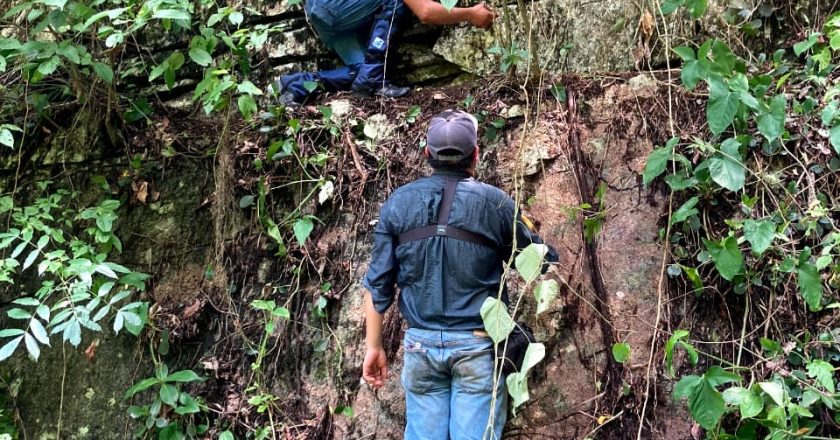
[362, 346, 389, 389]
[469, 2, 495, 28]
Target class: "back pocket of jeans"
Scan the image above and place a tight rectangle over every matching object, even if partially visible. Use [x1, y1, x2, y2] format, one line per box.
[306, 0, 336, 28]
[452, 346, 495, 394]
[401, 341, 434, 394]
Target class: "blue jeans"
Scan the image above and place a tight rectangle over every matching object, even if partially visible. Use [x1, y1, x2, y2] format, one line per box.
[306, 0, 382, 66]
[402, 328, 508, 440]
[279, 0, 407, 101]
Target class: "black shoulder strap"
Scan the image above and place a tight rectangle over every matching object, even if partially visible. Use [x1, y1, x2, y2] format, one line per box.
[397, 177, 496, 250]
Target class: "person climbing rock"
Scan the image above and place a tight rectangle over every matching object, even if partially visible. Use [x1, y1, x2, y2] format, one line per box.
[361, 110, 558, 440]
[275, 0, 495, 107]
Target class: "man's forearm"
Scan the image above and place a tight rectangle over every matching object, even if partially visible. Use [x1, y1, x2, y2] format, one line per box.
[364, 292, 384, 349]
[405, 0, 475, 25]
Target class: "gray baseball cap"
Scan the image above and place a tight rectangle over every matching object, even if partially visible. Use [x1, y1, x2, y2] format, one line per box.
[426, 110, 478, 163]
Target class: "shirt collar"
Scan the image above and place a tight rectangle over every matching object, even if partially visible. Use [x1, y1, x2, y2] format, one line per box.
[432, 169, 472, 178]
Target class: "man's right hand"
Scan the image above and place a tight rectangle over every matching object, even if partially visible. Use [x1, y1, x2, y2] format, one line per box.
[469, 3, 495, 28]
[362, 346, 389, 389]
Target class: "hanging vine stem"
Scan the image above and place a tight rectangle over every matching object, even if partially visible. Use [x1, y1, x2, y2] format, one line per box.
[636, 0, 678, 438]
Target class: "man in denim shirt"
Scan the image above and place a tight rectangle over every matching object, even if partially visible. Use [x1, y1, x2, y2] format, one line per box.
[361, 110, 558, 439]
[276, 0, 494, 106]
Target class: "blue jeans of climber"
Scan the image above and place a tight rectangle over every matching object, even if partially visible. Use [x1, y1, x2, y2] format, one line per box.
[278, 0, 408, 103]
[402, 328, 507, 440]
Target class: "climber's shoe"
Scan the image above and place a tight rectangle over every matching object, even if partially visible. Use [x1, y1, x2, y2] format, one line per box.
[280, 92, 302, 109]
[352, 82, 410, 99]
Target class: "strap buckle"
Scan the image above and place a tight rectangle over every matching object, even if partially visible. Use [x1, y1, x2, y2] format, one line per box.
[435, 226, 447, 236]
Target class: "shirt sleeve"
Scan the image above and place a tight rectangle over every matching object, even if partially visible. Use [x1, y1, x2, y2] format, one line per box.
[363, 201, 398, 314]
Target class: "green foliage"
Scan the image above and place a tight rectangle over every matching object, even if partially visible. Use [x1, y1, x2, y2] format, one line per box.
[666, 18, 840, 437]
[0, 189, 148, 362]
[674, 367, 740, 429]
[660, 0, 708, 18]
[514, 243, 548, 284]
[487, 42, 529, 73]
[505, 342, 545, 412]
[0, 0, 281, 132]
[664, 330, 697, 376]
[126, 362, 207, 439]
[479, 297, 515, 344]
[612, 342, 631, 364]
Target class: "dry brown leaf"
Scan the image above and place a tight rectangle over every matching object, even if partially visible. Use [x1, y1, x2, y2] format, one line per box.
[182, 299, 203, 319]
[132, 180, 149, 204]
[84, 339, 100, 362]
[640, 10, 654, 37]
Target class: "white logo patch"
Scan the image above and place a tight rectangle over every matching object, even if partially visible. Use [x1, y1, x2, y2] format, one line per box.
[372, 37, 385, 50]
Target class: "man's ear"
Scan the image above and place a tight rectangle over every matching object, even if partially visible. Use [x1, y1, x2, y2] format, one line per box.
[473, 146, 480, 161]
[424, 146, 430, 158]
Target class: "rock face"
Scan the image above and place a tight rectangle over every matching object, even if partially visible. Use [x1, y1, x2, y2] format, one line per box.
[433, 0, 763, 75]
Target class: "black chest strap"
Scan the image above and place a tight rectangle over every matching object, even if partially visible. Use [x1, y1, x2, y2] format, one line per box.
[397, 177, 496, 250]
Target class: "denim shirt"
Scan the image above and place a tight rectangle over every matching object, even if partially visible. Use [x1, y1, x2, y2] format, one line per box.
[363, 170, 559, 330]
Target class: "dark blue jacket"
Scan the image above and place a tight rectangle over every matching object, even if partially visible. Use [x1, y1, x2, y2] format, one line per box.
[363, 169, 559, 330]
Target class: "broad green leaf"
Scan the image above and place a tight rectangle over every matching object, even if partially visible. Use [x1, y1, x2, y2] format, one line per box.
[680, 265, 703, 291]
[0, 129, 14, 148]
[219, 431, 235, 440]
[7, 308, 31, 320]
[189, 48, 212, 67]
[29, 318, 49, 345]
[479, 297, 515, 344]
[514, 243, 548, 284]
[0, 329, 24, 338]
[506, 372, 529, 409]
[22, 249, 38, 270]
[758, 381, 784, 407]
[64, 320, 81, 346]
[13, 297, 39, 306]
[703, 236, 744, 281]
[670, 196, 699, 225]
[93, 62, 113, 84]
[672, 46, 695, 61]
[665, 329, 690, 375]
[664, 173, 697, 191]
[685, 0, 707, 18]
[806, 359, 835, 393]
[37, 55, 60, 76]
[23, 332, 39, 360]
[793, 32, 819, 56]
[228, 11, 243, 25]
[271, 307, 290, 319]
[704, 366, 741, 387]
[0, 336, 23, 361]
[675, 374, 725, 430]
[166, 370, 202, 383]
[293, 217, 314, 245]
[80, 7, 127, 31]
[159, 383, 179, 406]
[722, 386, 763, 419]
[642, 137, 678, 186]
[707, 77, 739, 135]
[174, 393, 200, 415]
[506, 343, 545, 411]
[612, 342, 631, 363]
[533, 279, 558, 315]
[709, 139, 745, 192]
[237, 95, 257, 119]
[680, 60, 705, 90]
[756, 94, 786, 141]
[659, 0, 684, 15]
[830, 124, 840, 155]
[743, 219, 775, 255]
[153, 9, 190, 21]
[798, 262, 823, 311]
[236, 80, 263, 96]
